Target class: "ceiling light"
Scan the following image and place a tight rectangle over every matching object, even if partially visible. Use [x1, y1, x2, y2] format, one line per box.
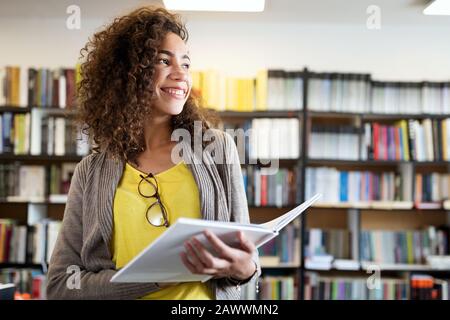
[424, 0, 450, 16]
[162, 0, 265, 12]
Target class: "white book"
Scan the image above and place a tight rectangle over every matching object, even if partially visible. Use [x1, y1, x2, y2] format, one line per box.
[289, 118, 299, 159]
[24, 112, 30, 154]
[254, 169, 261, 207]
[17, 225, 27, 263]
[59, 71, 66, 108]
[111, 193, 322, 283]
[19, 67, 28, 107]
[19, 166, 46, 199]
[46, 221, 61, 262]
[54, 117, 65, 155]
[30, 108, 42, 155]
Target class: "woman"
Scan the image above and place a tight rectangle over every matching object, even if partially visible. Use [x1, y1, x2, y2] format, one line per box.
[46, 6, 260, 300]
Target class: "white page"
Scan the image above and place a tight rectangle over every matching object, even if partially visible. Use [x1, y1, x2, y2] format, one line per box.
[259, 193, 322, 232]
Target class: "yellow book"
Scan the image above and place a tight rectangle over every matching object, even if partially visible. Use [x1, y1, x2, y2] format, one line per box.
[11, 66, 21, 106]
[190, 70, 202, 95]
[236, 79, 244, 111]
[244, 79, 255, 112]
[399, 120, 410, 161]
[406, 231, 414, 264]
[225, 77, 236, 111]
[0, 223, 5, 261]
[256, 69, 268, 111]
[75, 63, 82, 85]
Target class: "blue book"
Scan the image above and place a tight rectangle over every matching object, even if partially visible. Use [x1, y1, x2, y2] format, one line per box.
[340, 171, 348, 202]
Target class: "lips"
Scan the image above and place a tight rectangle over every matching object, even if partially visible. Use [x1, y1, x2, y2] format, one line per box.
[161, 87, 187, 99]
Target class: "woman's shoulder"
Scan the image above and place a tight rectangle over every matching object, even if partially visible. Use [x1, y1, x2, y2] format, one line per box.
[74, 152, 110, 176]
[207, 128, 235, 150]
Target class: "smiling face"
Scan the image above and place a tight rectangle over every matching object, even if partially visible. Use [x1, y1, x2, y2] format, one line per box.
[150, 32, 192, 117]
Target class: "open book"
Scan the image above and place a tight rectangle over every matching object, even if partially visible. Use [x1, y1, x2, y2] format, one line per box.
[110, 193, 322, 283]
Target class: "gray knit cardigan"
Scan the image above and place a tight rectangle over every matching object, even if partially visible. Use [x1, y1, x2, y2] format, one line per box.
[46, 129, 261, 300]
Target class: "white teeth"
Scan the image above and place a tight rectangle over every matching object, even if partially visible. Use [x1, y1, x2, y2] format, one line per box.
[164, 88, 185, 96]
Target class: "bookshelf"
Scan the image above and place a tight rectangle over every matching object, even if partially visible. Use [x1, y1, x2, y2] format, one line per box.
[1, 66, 450, 300]
[213, 68, 450, 300]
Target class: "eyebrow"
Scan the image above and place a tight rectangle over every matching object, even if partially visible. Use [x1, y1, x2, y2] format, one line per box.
[158, 49, 190, 61]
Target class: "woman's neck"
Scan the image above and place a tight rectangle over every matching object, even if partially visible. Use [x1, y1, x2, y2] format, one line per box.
[143, 114, 173, 152]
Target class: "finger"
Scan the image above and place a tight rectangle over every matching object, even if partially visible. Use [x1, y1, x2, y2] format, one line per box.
[185, 241, 222, 275]
[238, 231, 256, 253]
[180, 251, 197, 274]
[203, 230, 234, 259]
[184, 241, 205, 272]
[191, 238, 230, 270]
[180, 242, 219, 275]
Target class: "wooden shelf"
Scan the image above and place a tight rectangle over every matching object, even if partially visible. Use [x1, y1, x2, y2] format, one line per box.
[307, 159, 450, 166]
[361, 261, 450, 272]
[308, 111, 450, 121]
[312, 201, 414, 210]
[0, 263, 45, 269]
[217, 110, 301, 119]
[0, 154, 83, 162]
[0, 106, 77, 115]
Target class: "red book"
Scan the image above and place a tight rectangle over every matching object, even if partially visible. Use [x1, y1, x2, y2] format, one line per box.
[382, 125, 388, 160]
[261, 174, 267, 206]
[65, 69, 76, 108]
[4, 225, 13, 262]
[32, 277, 43, 299]
[373, 123, 379, 160]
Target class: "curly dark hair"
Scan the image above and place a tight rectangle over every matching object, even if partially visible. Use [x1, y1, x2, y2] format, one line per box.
[76, 6, 218, 163]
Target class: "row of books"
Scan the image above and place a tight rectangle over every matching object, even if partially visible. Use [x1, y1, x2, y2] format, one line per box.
[0, 111, 90, 156]
[242, 166, 299, 207]
[360, 226, 449, 265]
[363, 119, 450, 162]
[242, 274, 449, 300]
[309, 125, 360, 160]
[220, 118, 300, 160]
[372, 81, 450, 115]
[258, 224, 300, 265]
[304, 167, 413, 204]
[308, 74, 371, 113]
[305, 229, 351, 260]
[305, 272, 409, 300]
[0, 219, 61, 264]
[191, 70, 304, 112]
[0, 269, 46, 300]
[242, 276, 297, 300]
[0, 66, 79, 108]
[0, 163, 77, 201]
[308, 74, 450, 114]
[415, 173, 450, 204]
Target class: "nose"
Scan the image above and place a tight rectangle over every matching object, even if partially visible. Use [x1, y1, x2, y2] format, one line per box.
[169, 63, 188, 82]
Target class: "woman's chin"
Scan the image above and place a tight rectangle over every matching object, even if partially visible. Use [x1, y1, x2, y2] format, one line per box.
[152, 104, 184, 117]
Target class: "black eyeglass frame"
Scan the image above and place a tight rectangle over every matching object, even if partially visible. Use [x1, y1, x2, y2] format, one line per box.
[138, 173, 170, 228]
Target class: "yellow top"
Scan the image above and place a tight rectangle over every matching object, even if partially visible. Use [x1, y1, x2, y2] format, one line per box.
[111, 161, 214, 300]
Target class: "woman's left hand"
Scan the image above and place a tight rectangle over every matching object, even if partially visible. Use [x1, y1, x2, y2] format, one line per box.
[180, 230, 257, 281]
